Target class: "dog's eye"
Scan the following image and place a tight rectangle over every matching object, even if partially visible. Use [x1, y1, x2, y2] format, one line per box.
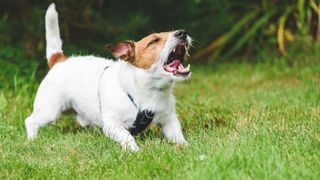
[147, 38, 160, 47]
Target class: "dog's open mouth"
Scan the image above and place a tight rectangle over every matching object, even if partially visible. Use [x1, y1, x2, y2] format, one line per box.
[164, 44, 190, 76]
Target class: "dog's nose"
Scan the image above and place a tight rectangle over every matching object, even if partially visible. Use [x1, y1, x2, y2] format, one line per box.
[175, 29, 187, 40]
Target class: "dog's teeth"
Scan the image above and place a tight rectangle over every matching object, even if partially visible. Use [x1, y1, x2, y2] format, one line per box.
[186, 64, 190, 71]
[173, 48, 176, 53]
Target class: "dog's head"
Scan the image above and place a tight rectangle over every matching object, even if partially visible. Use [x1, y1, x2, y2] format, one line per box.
[106, 29, 192, 81]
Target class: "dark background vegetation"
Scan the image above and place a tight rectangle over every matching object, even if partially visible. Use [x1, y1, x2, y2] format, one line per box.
[1, 0, 320, 70]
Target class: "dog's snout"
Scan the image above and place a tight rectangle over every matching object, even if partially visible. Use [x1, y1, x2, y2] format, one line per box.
[175, 29, 187, 40]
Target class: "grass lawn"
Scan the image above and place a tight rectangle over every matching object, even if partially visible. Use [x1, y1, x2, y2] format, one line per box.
[0, 57, 319, 179]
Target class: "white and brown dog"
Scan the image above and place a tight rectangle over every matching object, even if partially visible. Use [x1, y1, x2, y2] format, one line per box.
[25, 3, 192, 151]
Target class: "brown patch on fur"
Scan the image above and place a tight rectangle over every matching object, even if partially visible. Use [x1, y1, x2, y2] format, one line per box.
[106, 32, 170, 69]
[48, 52, 68, 68]
[133, 32, 169, 69]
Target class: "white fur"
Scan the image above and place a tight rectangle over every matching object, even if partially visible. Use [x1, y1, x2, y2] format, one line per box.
[45, 3, 63, 60]
[25, 3, 191, 151]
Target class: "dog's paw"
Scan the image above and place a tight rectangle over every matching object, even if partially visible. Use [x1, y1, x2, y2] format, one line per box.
[26, 126, 38, 140]
[175, 139, 188, 145]
[168, 135, 188, 145]
[25, 117, 38, 140]
[122, 140, 140, 152]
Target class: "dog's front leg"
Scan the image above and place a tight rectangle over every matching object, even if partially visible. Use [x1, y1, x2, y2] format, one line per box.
[103, 120, 139, 152]
[162, 113, 187, 145]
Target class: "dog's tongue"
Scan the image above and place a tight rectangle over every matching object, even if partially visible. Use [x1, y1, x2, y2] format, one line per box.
[170, 59, 181, 67]
[164, 60, 190, 75]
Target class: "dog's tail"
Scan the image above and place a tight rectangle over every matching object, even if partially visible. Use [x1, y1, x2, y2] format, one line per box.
[45, 3, 67, 68]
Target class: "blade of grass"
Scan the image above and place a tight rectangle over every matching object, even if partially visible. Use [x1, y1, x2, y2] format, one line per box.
[278, 7, 294, 55]
[297, 0, 308, 35]
[310, 0, 320, 41]
[310, 0, 318, 12]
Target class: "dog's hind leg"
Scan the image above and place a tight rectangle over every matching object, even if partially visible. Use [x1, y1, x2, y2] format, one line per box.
[25, 87, 63, 140]
[76, 114, 89, 127]
[25, 109, 60, 140]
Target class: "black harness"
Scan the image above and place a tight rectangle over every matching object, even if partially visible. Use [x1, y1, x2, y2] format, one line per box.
[98, 66, 155, 135]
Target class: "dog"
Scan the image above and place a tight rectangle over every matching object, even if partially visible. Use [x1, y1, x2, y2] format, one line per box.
[25, 3, 192, 151]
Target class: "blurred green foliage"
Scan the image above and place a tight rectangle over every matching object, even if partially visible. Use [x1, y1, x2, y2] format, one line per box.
[1, 0, 320, 67]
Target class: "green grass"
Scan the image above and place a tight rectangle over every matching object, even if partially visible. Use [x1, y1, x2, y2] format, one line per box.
[0, 57, 319, 179]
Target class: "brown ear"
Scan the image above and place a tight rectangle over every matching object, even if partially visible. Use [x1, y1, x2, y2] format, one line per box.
[105, 41, 135, 62]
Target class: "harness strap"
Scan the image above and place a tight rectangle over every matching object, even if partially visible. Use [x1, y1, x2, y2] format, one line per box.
[127, 94, 137, 107]
[128, 110, 154, 135]
[98, 66, 109, 112]
[98, 65, 155, 135]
